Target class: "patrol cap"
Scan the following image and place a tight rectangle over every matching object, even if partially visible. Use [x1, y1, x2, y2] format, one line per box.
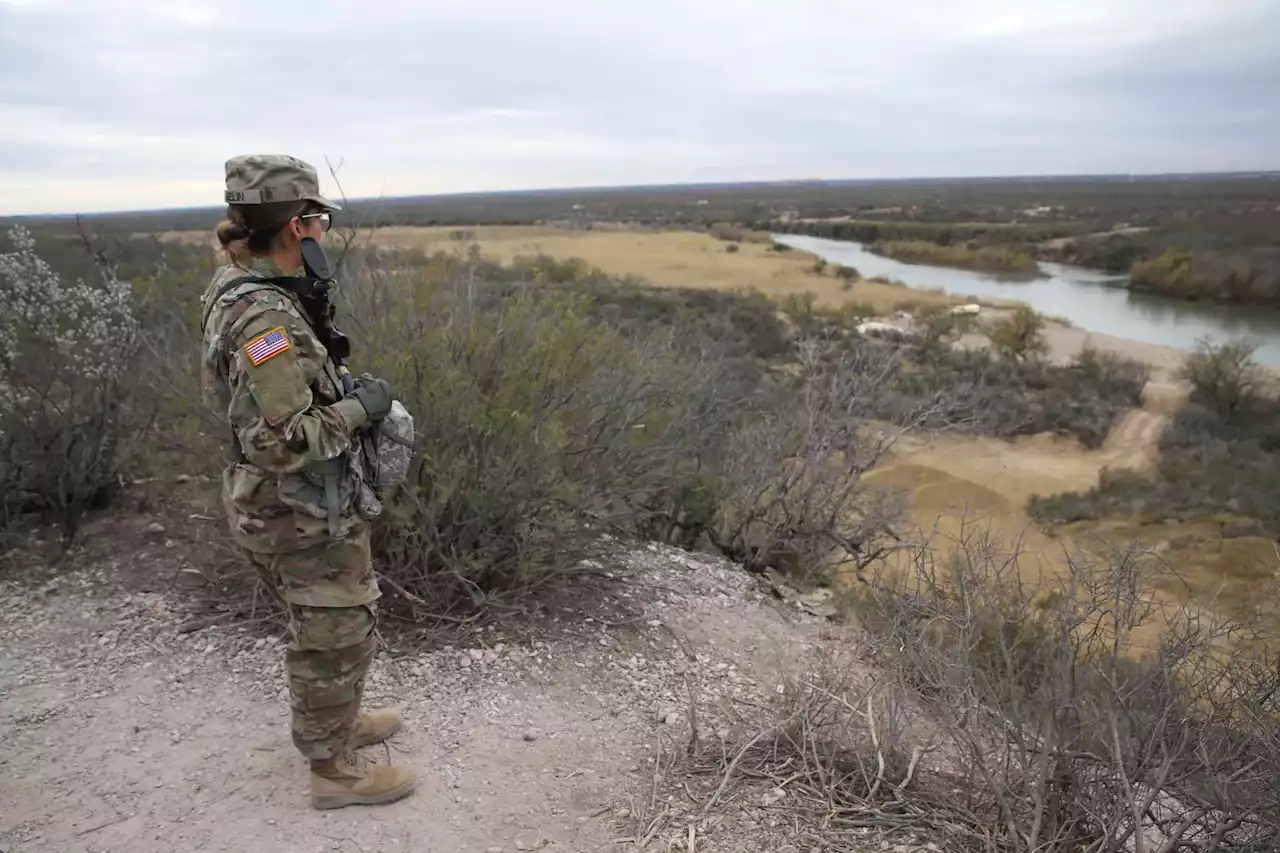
[223, 154, 341, 210]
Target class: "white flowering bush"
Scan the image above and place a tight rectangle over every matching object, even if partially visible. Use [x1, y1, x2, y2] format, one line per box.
[0, 225, 146, 539]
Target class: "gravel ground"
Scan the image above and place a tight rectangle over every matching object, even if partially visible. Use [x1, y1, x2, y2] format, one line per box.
[1, 525, 854, 853]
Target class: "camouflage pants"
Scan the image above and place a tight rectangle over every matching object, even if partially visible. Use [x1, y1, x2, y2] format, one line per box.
[246, 523, 380, 763]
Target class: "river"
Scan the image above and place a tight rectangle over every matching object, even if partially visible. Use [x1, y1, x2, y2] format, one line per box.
[773, 233, 1280, 366]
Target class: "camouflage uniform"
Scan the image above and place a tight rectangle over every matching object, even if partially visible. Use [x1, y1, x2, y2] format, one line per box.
[199, 159, 381, 763]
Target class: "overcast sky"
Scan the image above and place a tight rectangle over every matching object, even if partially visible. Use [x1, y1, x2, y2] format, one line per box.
[2, 0, 1277, 215]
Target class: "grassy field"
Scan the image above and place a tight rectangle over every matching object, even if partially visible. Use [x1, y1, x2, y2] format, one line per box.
[364, 225, 990, 314]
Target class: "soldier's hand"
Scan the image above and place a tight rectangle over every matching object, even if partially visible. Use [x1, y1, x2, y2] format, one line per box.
[348, 376, 393, 422]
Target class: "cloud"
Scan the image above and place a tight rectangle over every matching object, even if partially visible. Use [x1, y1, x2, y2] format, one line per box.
[1, 0, 1277, 214]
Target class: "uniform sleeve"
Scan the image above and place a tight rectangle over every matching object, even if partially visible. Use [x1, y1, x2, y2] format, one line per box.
[228, 307, 369, 473]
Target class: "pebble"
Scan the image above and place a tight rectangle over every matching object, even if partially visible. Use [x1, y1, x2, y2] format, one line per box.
[486, 847, 503, 853]
[522, 729, 538, 742]
[146, 522, 166, 535]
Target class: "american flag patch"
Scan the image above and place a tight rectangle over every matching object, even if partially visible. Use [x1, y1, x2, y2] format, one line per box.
[244, 327, 292, 366]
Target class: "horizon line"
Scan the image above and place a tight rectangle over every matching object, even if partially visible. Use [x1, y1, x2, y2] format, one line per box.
[5, 167, 1280, 221]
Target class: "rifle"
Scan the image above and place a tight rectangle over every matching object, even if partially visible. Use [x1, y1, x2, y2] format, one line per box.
[292, 237, 381, 487]
[289, 237, 355, 394]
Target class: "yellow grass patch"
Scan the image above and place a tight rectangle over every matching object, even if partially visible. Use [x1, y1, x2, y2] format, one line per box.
[369, 225, 965, 314]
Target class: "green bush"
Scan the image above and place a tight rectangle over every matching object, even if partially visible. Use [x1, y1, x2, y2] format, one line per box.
[870, 239, 1041, 275]
[1129, 247, 1195, 297]
[345, 267, 724, 607]
[914, 306, 976, 346]
[988, 305, 1048, 362]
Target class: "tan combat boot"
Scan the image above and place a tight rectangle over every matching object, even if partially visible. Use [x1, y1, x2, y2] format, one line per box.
[310, 751, 417, 810]
[349, 707, 404, 749]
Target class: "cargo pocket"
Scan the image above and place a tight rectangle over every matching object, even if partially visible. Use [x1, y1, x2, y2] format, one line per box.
[277, 456, 361, 541]
[222, 463, 271, 535]
[277, 471, 330, 520]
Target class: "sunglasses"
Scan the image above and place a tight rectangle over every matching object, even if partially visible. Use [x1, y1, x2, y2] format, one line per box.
[299, 212, 332, 232]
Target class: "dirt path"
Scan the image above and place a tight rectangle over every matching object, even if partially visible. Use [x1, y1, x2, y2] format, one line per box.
[863, 374, 1189, 590]
[1102, 408, 1169, 469]
[0, 536, 830, 853]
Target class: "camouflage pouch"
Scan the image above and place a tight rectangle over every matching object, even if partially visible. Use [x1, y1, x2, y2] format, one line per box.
[277, 454, 368, 539]
[349, 440, 384, 521]
[371, 400, 415, 492]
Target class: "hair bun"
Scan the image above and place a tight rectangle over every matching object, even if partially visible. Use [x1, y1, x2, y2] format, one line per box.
[216, 219, 251, 246]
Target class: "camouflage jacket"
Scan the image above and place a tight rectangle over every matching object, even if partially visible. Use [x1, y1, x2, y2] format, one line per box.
[199, 259, 381, 584]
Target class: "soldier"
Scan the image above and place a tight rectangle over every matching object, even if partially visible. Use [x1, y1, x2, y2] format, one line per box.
[199, 154, 417, 810]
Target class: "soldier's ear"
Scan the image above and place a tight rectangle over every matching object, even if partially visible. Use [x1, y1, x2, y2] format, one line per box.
[283, 215, 304, 247]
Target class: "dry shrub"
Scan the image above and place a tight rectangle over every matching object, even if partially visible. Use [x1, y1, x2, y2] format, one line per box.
[718, 523, 1280, 852]
[703, 337, 960, 584]
[896, 337, 1148, 449]
[339, 255, 733, 611]
[1074, 341, 1152, 401]
[1179, 337, 1265, 417]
